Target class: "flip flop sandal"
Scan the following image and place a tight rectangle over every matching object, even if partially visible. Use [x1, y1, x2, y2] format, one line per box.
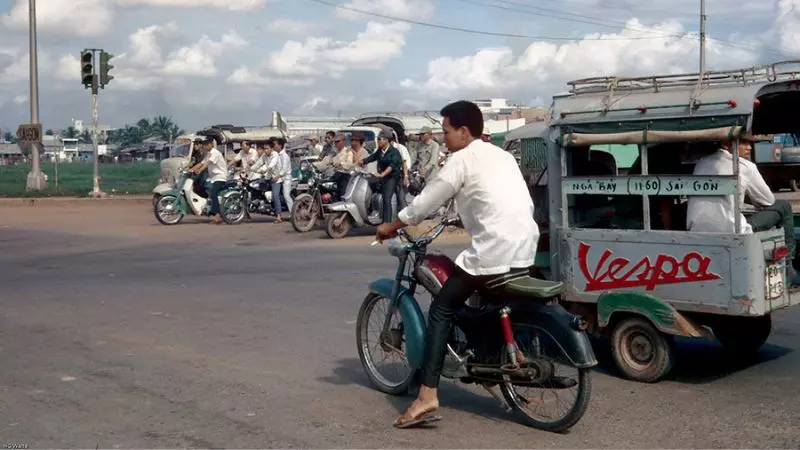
[393, 412, 443, 429]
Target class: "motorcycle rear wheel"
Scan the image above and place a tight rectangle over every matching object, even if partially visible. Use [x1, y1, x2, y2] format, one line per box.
[291, 193, 319, 233]
[356, 293, 416, 395]
[499, 325, 592, 433]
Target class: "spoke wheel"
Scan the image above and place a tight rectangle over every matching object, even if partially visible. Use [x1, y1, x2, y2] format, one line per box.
[154, 194, 184, 225]
[499, 324, 592, 433]
[356, 293, 415, 395]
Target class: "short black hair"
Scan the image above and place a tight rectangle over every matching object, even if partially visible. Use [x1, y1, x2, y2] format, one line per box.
[325, 130, 335, 138]
[267, 137, 277, 144]
[276, 137, 286, 147]
[440, 100, 483, 138]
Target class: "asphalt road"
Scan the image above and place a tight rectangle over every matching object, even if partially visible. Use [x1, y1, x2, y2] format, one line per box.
[1, 201, 799, 448]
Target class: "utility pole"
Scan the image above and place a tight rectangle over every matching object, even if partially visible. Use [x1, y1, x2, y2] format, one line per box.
[25, 0, 46, 190]
[699, 0, 706, 75]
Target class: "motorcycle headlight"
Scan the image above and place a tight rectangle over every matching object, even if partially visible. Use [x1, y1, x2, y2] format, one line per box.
[300, 161, 310, 171]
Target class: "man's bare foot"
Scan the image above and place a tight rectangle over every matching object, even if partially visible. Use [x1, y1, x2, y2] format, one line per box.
[393, 386, 439, 427]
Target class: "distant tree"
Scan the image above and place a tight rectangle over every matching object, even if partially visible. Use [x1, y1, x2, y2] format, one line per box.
[2, 131, 16, 143]
[62, 126, 79, 139]
[45, 129, 54, 136]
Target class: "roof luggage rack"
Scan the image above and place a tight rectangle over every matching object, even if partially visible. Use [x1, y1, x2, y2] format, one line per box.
[566, 60, 800, 96]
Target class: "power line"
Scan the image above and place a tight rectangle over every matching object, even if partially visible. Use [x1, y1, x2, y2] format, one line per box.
[461, 0, 792, 59]
[306, 0, 687, 41]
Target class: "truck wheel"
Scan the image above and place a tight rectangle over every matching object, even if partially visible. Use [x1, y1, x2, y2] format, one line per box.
[713, 315, 771, 355]
[610, 317, 675, 383]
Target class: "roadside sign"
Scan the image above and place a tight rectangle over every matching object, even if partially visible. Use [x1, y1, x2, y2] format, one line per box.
[16, 123, 42, 143]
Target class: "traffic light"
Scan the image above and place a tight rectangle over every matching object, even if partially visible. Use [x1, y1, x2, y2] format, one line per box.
[80, 50, 94, 88]
[99, 51, 114, 87]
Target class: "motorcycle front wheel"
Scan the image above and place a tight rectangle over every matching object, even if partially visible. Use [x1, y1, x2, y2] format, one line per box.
[290, 193, 319, 233]
[499, 324, 592, 433]
[154, 194, 184, 225]
[221, 193, 246, 225]
[356, 293, 416, 395]
[325, 212, 351, 239]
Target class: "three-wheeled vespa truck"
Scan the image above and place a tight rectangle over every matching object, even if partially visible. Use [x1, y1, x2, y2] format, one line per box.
[535, 61, 800, 382]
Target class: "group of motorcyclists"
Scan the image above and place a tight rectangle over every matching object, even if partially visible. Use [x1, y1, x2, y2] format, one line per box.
[210, 126, 444, 227]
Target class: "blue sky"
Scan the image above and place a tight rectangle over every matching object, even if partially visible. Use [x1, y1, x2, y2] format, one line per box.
[0, 0, 795, 133]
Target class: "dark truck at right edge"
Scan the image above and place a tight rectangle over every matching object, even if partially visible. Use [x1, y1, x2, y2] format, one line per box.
[754, 133, 800, 191]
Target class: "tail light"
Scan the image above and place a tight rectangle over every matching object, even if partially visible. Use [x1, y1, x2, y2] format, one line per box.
[321, 193, 332, 202]
[771, 246, 790, 261]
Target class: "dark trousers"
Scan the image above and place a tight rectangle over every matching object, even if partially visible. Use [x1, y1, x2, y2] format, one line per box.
[207, 181, 225, 215]
[748, 199, 796, 257]
[272, 181, 283, 214]
[330, 171, 349, 199]
[395, 181, 408, 210]
[421, 265, 494, 388]
[369, 176, 398, 223]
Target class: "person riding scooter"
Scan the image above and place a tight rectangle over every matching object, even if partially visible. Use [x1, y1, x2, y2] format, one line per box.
[357, 130, 403, 223]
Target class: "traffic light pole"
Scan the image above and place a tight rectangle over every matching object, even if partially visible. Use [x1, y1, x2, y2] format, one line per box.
[90, 75, 103, 197]
[25, 0, 46, 191]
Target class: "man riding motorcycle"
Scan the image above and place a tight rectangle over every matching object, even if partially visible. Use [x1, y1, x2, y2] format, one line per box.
[313, 132, 356, 198]
[375, 100, 541, 428]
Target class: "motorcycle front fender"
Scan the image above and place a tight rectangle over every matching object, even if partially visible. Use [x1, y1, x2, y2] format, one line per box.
[368, 278, 426, 370]
[152, 183, 173, 195]
[328, 201, 364, 226]
[511, 301, 598, 369]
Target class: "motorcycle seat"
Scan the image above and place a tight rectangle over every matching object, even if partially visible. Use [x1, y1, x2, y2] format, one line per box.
[486, 271, 565, 299]
[504, 277, 565, 298]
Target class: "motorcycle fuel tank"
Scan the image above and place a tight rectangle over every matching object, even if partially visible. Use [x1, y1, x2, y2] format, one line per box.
[414, 254, 457, 295]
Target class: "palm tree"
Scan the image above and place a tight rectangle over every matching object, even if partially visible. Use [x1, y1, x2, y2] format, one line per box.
[62, 126, 79, 139]
[149, 115, 184, 142]
[2, 131, 15, 143]
[79, 130, 91, 144]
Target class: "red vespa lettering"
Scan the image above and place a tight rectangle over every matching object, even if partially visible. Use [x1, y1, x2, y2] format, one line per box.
[577, 242, 721, 291]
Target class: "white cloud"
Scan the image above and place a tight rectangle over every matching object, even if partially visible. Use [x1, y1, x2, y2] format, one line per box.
[163, 31, 247, 76]
[264, 21, 410, 79]
[116, 0, 268, 10]
[1, 51, 53, 85]
[55, 55, 80, 81]
[401, 19, 763, 100]
[772, 0, 800, 56]
[1, 0, 113, 36]
[336, 0, 434, 21]
[264, 19, 320, 36]
[226, 67, 314, 86]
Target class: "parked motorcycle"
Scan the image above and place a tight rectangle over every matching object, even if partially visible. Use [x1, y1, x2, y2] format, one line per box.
[324, 166, 398, 239]
[152, 168, 237, 225]
[356, 215, 596, 432]
[219, 172, 281, 225]
[290, 166, 343, 232]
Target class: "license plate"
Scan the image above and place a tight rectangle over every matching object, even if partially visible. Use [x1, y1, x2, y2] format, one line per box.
[766, 263, 785, 299]
[295, 184, 308, 189]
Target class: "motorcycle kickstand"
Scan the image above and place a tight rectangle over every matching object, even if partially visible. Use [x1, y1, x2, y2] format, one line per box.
[481, 383, 512, 412]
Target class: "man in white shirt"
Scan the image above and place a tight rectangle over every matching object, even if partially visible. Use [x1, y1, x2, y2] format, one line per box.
[390, 134, 410, 210]
[275, 138, 294, 217]
[188, 136, 227, 224]
[687, 136, 799, 283]
[376, 100, 540, 428]
[229, 140, 258, 173]
[263, 138, 284, 223]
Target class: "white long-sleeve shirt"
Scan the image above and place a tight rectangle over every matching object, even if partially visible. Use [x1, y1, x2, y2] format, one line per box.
[278, 150, 293, 180]
[264, 151, 281, 180]
[687, 149, 775, 234]
[398, 138, 539, 276]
